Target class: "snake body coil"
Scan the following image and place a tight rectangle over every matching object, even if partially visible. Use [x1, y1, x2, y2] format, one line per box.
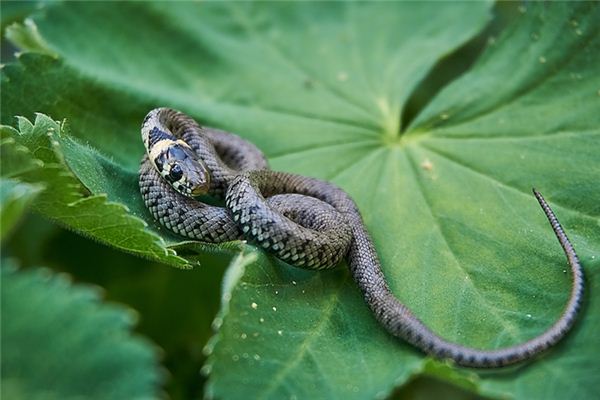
[139, 108, 584, 368]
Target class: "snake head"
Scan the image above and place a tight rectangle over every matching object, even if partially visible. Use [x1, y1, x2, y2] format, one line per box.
[152, 140, 211, 197]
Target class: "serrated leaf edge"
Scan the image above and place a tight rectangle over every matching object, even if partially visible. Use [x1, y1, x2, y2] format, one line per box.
[2, 116, 194, 269]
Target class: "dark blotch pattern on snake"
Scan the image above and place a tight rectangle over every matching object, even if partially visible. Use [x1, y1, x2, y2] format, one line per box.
[139, 108, 584, 368]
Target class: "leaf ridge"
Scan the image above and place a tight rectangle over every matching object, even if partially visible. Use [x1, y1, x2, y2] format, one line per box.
[223, 3, 380, 126]
[256, 274, 346, 400]
[419, 142, 600, 221]
[404, 147, 525, 342]
[419, 5, 599, 131]
[427, 129, 600, 141]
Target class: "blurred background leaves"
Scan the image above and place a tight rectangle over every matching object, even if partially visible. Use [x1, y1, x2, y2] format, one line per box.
[2, 1, 599, 399]
[3, 212, 227, 399]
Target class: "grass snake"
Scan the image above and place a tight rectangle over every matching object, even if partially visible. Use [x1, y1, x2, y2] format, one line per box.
[139, 107, 584, 368]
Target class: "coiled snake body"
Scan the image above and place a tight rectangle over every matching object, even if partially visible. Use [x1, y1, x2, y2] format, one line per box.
[139, 108, 584, 368]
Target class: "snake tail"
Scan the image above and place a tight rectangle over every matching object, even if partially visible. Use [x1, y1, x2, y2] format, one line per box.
[353, 188, 584, 367]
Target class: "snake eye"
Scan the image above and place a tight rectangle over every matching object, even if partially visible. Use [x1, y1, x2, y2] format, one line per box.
[169, 164, 183, 181]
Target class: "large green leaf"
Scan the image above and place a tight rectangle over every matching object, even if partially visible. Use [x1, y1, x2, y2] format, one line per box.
[203, 250, 425, 400]
[0, 261, 162, 399]
[1, 2, 599, 399]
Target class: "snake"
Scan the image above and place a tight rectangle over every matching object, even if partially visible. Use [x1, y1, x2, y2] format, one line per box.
[139, 107, 584, 368]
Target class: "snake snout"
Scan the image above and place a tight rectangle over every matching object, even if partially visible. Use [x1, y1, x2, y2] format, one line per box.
[163, 144, 211, 197]
[186, 164, 211, 197]
[191, 181, 210, 197]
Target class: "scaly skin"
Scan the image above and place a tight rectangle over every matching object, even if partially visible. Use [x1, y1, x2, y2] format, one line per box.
[140, 108, 584, 368]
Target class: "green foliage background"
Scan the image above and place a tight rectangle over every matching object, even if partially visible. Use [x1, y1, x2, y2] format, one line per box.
[1, 1, 599, 399]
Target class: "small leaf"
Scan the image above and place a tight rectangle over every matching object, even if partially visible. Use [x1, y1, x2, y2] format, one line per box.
[5, 18, 57, 57]
[0, 178, 44, 240]
[0, 119, 192, 268]
[0, 261, 163, 400]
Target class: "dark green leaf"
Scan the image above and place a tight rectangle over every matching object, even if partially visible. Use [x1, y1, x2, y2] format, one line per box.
[0, 118, 192, 267]
[0, 178, 43, 240]
[0, 261, 163, 399]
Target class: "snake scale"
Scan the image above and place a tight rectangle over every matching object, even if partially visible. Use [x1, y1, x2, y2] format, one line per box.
[139, 108, 584, 368]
